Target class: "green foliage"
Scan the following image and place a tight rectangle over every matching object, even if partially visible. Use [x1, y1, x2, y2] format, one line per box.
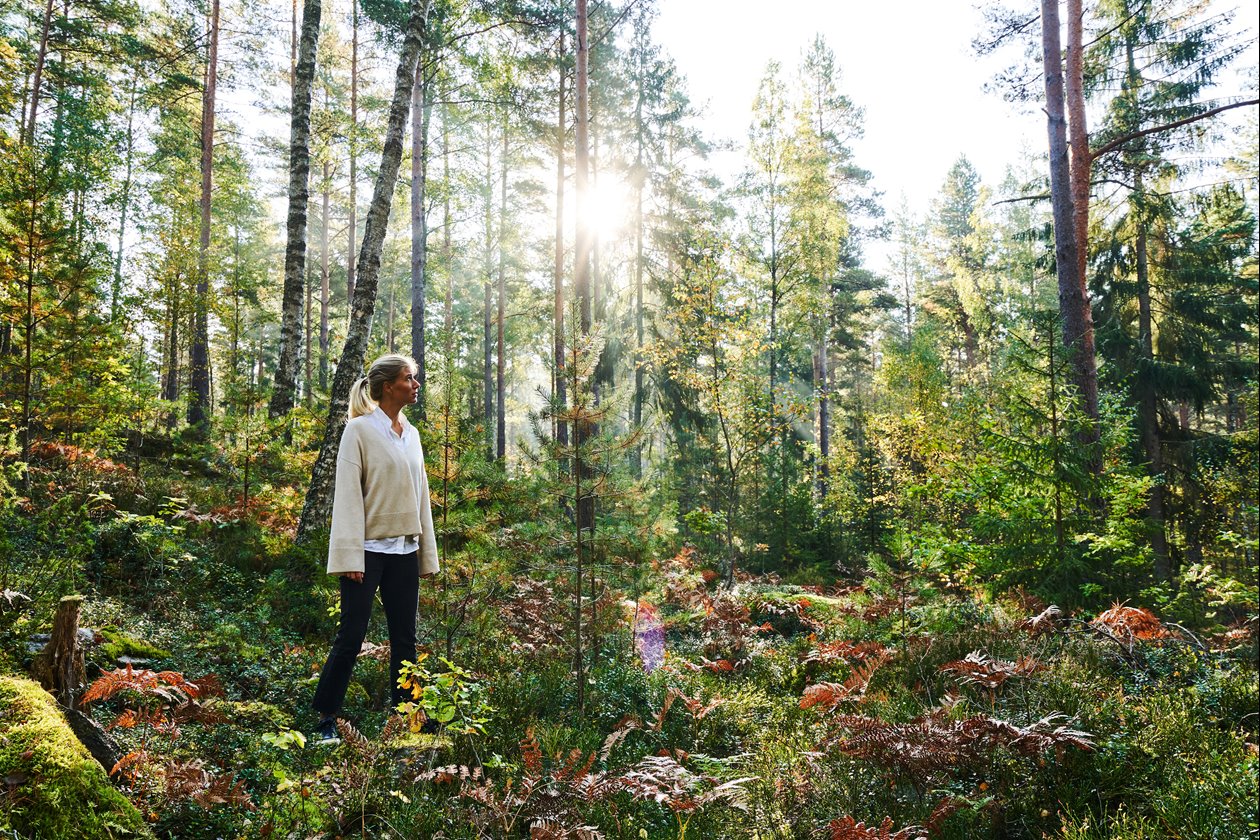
[396, 654, 494, 736]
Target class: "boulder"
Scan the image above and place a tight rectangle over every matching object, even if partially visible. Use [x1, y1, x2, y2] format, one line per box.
[0, 675, 152, 838]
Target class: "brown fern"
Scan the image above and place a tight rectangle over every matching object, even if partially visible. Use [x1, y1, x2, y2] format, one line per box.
[82, 664, 203, 706]
[499, 579, 570, 654]
[617, 755, 752, 815]
[940, 650, 1042, 694]
[1019, 605, 1063, 636]
[1093, 603, 1175, 643]
[804, 639, 890, 667]
[826, 815, 926, 840]
[826, 708, 1093, 785]
[801, 656, 889, 711]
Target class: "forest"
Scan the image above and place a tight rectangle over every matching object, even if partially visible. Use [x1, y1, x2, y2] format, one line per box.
[0, 0, 1257, 836]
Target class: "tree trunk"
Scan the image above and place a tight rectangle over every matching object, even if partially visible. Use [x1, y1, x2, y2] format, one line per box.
[297, 0, 431, 540]
[320, 158, 330, 391]
[19, 200, 36, 473]
[815, 326, 830, 498]
[188, 0, 219, 429]
[22, 0, 55, 144]
[111, 78, 139, 324]
[34, 595, 85, 709]
[305, 258, 314, 404]
[496, 111, 508, 462]
[1134, 181, 1169, 579]
[1064, 0, 1101, 461]
[271, 0, 322, 419]
[411, 60, 430, 420]
[482, 118, 494, 460]
[347, 0, 358, 303]
[442, 95, 452, 333]
[161, 270, 179, 405]
[554, 30, 568, 452]
[632, 96, 645, 476]
[386, 280, 395, 352]
[573, 0, 592, 716]
[1041, 0, 1098, 459]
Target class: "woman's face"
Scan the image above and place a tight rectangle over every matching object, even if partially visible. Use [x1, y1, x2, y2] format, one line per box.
[383, 367, 420, 405]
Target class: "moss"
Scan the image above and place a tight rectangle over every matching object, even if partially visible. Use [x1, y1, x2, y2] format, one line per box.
[96, 628, 172, 663]
[0, 674, 153, 839]
[215, 700, 293, 730]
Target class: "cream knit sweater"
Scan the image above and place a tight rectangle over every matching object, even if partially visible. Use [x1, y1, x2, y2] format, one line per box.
[327, 413, 440, 575]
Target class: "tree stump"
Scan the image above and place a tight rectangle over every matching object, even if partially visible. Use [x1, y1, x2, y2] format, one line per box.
[33, 594, 86, 709]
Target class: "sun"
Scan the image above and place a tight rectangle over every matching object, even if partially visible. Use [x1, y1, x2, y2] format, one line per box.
[581, 176, 631, 242]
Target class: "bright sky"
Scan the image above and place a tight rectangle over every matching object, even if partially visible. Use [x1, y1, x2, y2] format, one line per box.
[653, 1, 1043, 214]
[653, 0, 1258, 266]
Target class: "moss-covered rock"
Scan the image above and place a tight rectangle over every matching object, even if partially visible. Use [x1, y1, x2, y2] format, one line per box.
[0, 675, 152, 839]
[96, 627, 172, 664]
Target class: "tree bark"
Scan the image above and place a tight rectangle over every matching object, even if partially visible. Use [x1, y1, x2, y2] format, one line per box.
[815, 327, 830, 497]
[305, 257, 314, 404]
[1063, 0, 1101, 459]
[34, 595, 85, 709]
[1040, 0, 1092, 449]
[411, 60, 430, 420]
[1135, 199, 1169, 579]
[188, 0, 219, 429]
[347, 0, 358, 303]
[482, 117, 494, 460]
[496, 110, 508, 462]
[320, 158, 330, 391]
[442, 95, 452, 333]
[111, 78, 139, 324]
[573, 0, 591, 717]
[632, 56, 645, 476]
[554, 30, 568, 452]
[297, 0, 431, 540]
[271, 0, 322, 419]
[22, 0, 55, 144]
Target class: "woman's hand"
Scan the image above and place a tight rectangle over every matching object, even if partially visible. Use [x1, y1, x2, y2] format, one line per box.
[339, 571, 364, 583]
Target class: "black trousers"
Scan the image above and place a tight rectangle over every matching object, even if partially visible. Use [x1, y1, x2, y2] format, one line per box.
[312, 550, 419, 716]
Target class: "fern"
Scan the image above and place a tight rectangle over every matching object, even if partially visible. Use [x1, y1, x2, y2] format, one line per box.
[803, 639, 890, 666]
[81, 664, 204, 706]
[1019, 605, 1063, 636]
[939, 650, 1042, 694]
[1093, 603, 1175, 643]
[826, 815, 926, 839]
[826, 708, 1094, 785]
[801, 656, 889, 711]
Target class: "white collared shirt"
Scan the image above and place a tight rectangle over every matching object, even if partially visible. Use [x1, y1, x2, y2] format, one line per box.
[362, 407, 420, 555]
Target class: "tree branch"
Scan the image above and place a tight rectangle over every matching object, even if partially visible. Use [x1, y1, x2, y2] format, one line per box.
[1090, 98, 1260, 162]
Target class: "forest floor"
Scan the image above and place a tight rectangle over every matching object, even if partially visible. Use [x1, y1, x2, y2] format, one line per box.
[0, 444, 1256, 839]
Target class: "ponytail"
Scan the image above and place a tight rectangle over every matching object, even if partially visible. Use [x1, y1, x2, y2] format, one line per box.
[347, 376, 374, 418]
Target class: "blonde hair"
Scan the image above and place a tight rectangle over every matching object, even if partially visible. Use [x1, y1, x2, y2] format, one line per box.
[348, 354, 418, 418]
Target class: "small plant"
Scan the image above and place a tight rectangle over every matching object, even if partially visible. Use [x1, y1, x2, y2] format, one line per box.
[617, 754, 754, 839]
[396, 654, 494, 736]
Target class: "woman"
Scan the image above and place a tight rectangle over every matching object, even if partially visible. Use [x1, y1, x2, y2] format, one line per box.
[312, 354, 438, 743]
